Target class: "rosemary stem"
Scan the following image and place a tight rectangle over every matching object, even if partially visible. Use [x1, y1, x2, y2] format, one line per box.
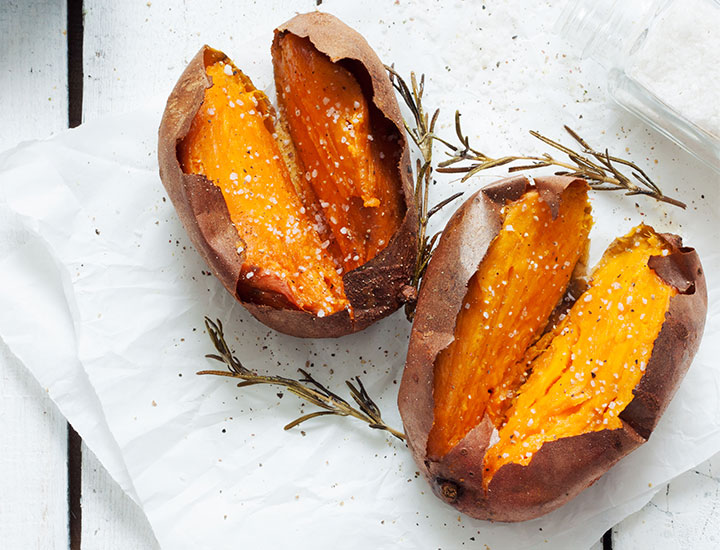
[199, 318, 406, 442]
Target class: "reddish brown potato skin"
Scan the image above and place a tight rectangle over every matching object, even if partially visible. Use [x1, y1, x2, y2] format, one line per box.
[158, 13, 416, 338]
[398, 175, 707, 522]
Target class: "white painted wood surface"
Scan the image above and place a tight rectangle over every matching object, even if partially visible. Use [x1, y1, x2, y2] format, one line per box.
[1, 1, 718, 548]
[614, 455, 720, 549]
[0, 2, 69, 549]
[80, 444, 158, 549]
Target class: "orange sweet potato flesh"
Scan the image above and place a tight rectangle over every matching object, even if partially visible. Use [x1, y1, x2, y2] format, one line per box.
[427, 185, 592, 459]
[483, 225, 676, 482]
[178, 39, 403, 316]
[274, 33, 404, 270]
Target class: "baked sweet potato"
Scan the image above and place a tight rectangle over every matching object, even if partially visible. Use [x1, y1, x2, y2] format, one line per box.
[398, 175, 707, 521]
[158, 12, 416, 337]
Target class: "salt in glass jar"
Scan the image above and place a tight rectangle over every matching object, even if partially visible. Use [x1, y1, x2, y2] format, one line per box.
[556, 0, 720, 173]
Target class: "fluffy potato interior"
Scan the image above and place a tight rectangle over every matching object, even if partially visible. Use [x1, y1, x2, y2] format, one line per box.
[427, 184, 592, 459]
[179, 38, 403, 315]
[483, 225, 676, 482]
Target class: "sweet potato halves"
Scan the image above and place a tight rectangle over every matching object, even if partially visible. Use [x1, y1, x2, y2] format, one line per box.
[398, 175, 707, 521]
[158, 13, 416, 337]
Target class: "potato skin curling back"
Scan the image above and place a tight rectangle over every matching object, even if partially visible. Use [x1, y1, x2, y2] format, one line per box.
[398, 175, 707, 522]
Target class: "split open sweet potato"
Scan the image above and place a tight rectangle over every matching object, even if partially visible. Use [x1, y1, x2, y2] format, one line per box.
[158, 12, 416, 337]
[398, 175, 707, 521]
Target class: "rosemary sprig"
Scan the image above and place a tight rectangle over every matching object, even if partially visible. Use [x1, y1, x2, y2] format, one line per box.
[436, 112, 686, 209]
[197, 318, 405, 441]
[386, 66, 464, 320]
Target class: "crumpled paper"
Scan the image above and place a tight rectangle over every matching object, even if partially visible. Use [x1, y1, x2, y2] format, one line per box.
[1, 13, 719, 550]
[1, 105, 718, 550]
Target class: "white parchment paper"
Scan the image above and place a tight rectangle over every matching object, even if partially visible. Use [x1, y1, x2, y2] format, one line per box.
[1, 3, 720, 549]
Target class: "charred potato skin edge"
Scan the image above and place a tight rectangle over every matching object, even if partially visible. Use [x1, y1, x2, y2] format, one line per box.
[158, 13, 417, 338]
[397, 175, 707, 521]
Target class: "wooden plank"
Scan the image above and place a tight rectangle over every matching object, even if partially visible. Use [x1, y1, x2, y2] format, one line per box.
[75, 2, 164, 546]
[81, 444, 159, 549]
[0, 1, 68, 149]
[0, 342, 69, 549]
[79, 2, 256, 546]
[0, 2, 69, 549]
[613, 454, 720, 549]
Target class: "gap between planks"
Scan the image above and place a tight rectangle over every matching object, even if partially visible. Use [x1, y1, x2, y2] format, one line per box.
[67, 2, 84, 549]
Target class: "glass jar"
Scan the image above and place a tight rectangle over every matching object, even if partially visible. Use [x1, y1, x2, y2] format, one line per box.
[556, 0, 720, 173]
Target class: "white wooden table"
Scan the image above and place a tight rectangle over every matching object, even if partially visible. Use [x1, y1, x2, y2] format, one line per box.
[1, 1, 718, 548]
